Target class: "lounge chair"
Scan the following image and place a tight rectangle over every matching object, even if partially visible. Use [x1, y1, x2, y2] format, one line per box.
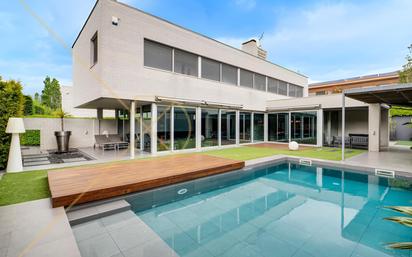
[94, 135, 116, 151]
[108, 134, 129, 150]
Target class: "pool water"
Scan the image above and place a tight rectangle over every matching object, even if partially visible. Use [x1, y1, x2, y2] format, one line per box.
[129, 163, 412, 257]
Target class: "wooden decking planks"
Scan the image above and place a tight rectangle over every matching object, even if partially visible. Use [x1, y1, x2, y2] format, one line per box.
[48, 154, 244, 208]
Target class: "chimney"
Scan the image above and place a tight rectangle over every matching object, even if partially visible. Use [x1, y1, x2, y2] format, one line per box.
[241, 39, 267, 59]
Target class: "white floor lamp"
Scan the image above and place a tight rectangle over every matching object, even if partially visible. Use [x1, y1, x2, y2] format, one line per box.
[6, 117, 25, 173]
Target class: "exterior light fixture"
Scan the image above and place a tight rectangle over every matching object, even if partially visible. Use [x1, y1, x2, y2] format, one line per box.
[6, 117, 26, 172]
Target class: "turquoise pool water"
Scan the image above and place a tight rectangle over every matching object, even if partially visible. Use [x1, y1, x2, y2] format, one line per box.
[129, 163, 412, 257]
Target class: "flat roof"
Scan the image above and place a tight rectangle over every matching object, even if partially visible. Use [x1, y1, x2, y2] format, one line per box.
[309, 71, 399, 88]
[344, 83, 412, 107]
[72, 0, 307, 78]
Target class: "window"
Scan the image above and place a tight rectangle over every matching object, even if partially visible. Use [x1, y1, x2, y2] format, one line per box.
[268, 78, 278, 94]
[174, 49, 198, 77]
[90, 32, 98, 66]
[278, 80, 288, 96]
[240, 69, 253, 88]
[157, 106, 171, 151]
[221, 110, 236, 145]
[221, 64, 237, 85]
[239, 112, 251, 143]
[201, 58, 220, 81]
[174, 106, 196, 150]
[253, 113, 264, 141]
[291, 112, 317, 144]
[268, 113, 289, 142]
[289, 84, 297, 97]
[201, 108, 219, 147]
[254, 74, 266, 91]
[144, 39, 172, 71]
[316, 91, 326, 96]
[296, 86, 304, 97]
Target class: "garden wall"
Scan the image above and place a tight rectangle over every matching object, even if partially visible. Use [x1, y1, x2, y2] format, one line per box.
[390, 116, 412, 141]
[23, 118, 117, 150]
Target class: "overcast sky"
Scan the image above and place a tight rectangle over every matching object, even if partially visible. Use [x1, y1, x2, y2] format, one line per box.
[1, 0, 411, 95]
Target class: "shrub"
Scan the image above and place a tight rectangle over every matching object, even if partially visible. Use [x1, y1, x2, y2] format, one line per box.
[20, 130, 40, 146]
[0, 76, 24, 170]
[32, 100, 53, 115]
[23, 95, 33, 116]
[390, 106, 412, 117]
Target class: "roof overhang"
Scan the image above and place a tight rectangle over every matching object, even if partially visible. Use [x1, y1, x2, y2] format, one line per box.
[344, 83, 412, 107]
[76, 97, 152, 110]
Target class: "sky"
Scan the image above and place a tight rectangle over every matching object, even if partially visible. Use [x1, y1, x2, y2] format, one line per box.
[1, 0, 411, 95]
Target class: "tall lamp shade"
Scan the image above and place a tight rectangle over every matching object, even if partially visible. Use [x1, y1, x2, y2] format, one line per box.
[6, 118, 25, 172]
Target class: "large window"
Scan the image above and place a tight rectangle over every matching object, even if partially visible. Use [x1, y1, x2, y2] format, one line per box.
[254, 74, 266, 91]
[157, 106, 171, 151]
[239, 112, 251, 143]
[278, 81, 288, 96]
[201, 58, 220, 81]
[221, 110, 236, 145]
[144, 40, 173, 71]
[174, 49, 198, 77]
[221, 64, 238, 85]
[267, 78, 278, 94]
[240, 69, 253, 88]
[268, 113, 289, 142]
[90, 32, 98, 66]
[296, 86, 304, 97]
[201, 108, 218, 147]
[291, 112, 317, 144]
[174, 106, 196, 150]
[253, 113, 264, 141]
[288, 84, 303, 97]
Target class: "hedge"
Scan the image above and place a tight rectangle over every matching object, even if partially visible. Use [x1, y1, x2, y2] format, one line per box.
[20, 130, 40, 146]
[0, 77, 24, 170]
[390, 106, 412, 117]
[23, 95, 33, 116]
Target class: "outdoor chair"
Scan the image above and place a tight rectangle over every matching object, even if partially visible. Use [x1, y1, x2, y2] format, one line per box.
[350, 134, 368, 149]
[108, 134, 129, 150]
[94, 135, 116, 151]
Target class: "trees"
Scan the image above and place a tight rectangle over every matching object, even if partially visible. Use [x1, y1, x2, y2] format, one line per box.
[41, 76, 62, 110]
[399, 44, 412, 83]
[0, 76, 24, 170]
[23, 95, 33, 116]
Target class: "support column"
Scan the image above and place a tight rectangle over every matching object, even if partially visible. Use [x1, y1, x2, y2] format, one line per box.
[218, 109, 222, 146]
[196, 107, 202, 150]
[97, 108, 103, 134]
[235, 111, 240, 145]
[151, 103, 157, 155]
[327, 111, 332, 145]
[130, 101, 136, 159]
[251, 113, 254, 143]
[380, 107, 389, 149]
[139, 107, 143, 151]
[341, 94, 345, 161]
[264, 113, 268, 142]
[317, 109, 323, 147]
[368, 103, 381, 152]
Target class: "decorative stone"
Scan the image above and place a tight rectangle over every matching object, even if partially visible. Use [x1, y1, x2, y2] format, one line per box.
[289, 141, 299, 151]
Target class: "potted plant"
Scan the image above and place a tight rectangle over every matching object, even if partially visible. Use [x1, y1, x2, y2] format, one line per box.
[54, 109, 71, 153]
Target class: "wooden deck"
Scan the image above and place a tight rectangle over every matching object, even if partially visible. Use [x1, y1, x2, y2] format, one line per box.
[48, 154, 244, 208]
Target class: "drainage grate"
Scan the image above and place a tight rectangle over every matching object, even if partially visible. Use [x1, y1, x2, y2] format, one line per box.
[299, 159, 312, 166]
[375, 169, 395, 178]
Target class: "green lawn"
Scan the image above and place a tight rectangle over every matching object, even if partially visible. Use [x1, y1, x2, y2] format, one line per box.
[203, 146, 365, 161]
[395, 140, 412, 146]
[0, 170, 49, 206]
[0, 145, 365, 206]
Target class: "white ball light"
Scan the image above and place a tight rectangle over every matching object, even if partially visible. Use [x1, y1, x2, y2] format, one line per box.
[289, 141, 299, 151]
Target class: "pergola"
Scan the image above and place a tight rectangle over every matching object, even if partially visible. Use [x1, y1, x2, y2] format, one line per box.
[341, 83, 412, 160]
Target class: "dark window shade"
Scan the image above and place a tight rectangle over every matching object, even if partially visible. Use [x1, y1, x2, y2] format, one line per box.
[240, 69, 253, 88]
[254, 74, 266, 91]
[221, 64, 237, 85]
[201, 58, 220, 81]
[144, 39, 172, 71]
[174, 49, 198, 77]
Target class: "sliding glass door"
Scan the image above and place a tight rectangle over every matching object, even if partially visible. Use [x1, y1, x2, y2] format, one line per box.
[157, 105, 171, 151]
[239, 112, 251, 143]
[253, 113, 264, 142]
[268, 113, 289, 142]
[221, 110, 236, 145]
[291, 111, 317, 145]
[201, 108, 219, 147]
[174, 106, 196, 150]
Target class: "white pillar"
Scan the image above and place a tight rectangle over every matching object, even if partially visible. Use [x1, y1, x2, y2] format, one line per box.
[139, 107, 144, 150]
[196, 107, 201, 150]
[130, 101, 136, 159]
[380, 107, 389, 148]
[341, 94, 346, 161]
[251, 113, 254, 143]
[317, 109, 323, 147]
[235, 111, 240, 145]
[170, 106, 175, 151]
[151, 103, 157, 155]
[264, 113, 268, 142]
[218, 109, 222, 146]
[327, 111, 332, 145]
[368, 103, 381, 152]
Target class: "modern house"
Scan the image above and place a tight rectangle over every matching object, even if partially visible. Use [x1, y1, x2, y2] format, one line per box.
[309, 71, 400, 96]
[71, 0, 393, 158]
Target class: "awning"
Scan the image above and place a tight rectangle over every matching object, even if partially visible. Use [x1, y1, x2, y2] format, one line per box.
[344, 83, 412, 107]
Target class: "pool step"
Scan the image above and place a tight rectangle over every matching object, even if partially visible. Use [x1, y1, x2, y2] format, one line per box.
[66, 200, 131, 225]
[299, 159, 312, 166]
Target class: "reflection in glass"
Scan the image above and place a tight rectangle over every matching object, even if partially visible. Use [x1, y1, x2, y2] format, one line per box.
[157, 106, 171, 151]
[268, 113, 289, 142]
[201, 108, 218, 147]
[291, 112, 317, 144]
[239, 112, 251, 143]
[174, 106, 196, 150]
[221, 110, 236, 145]
[253, 113, 264, 141]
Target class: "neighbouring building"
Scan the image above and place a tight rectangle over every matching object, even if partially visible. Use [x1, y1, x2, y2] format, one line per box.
[309, 71, 400, 96]
[65, 0, 396, 157]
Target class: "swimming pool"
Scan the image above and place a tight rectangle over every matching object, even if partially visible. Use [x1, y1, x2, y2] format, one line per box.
[127, 162, 412, 257]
